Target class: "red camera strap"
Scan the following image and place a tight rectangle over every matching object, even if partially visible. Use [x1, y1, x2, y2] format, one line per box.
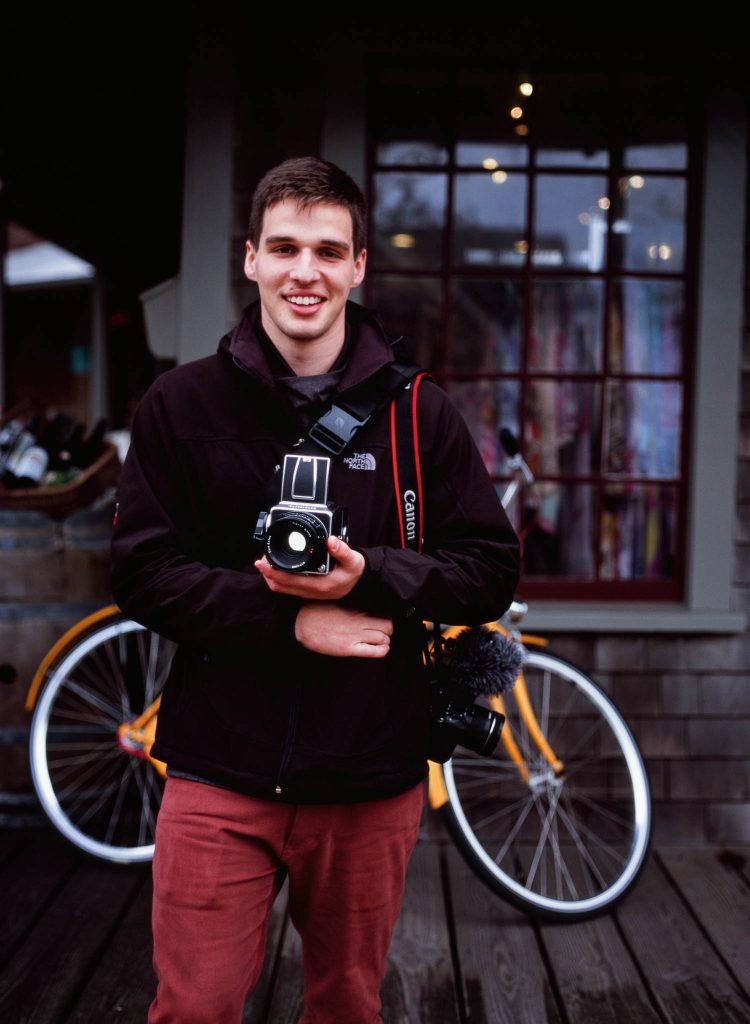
[390, 372, 431, 553]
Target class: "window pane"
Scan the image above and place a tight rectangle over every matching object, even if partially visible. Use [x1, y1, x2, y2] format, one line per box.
[456, 143, 528, 167]
[446, 379, 520, 475]
[369, 276, 442, 369]
[529, 280, 604, 373]
[624, 144, 688, 170]
[373, 173, 447, 269]
[605, 381, 682, 478]
[453, 173, 527, 267]
[601, 484, 677, 579]
[522, 483, 597, 579]
[536, 149, 608, 168]
[526, 380, 601, 476]
[614, 175, 686, 272]
[534, 175, 609, 271]
[448, 280, 523, 372]
[610, 279, 683, 374]
[376, 142, 448, 166]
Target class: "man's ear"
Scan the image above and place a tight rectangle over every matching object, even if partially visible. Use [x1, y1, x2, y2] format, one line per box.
[244, 240, 257, 282]
[352, 248, 367, 288]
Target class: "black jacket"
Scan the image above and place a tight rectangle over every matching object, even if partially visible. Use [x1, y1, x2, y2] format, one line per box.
[110, 302, 520, 802]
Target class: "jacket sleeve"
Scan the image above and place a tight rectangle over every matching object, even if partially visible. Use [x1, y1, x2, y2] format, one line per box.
[351, 382, 520, 625]
[110, 381, 299, 652]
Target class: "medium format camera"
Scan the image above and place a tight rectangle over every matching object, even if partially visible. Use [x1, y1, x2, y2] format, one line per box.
[254, 454, 348, 574]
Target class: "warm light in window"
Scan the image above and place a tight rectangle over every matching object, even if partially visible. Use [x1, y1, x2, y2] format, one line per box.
[514, 240, 529, 254]
[515, 125, 529, 137]
[491, 170, 508, 184]
[519, 82, 533, 96]
[629, 175, 645, 189]
[579, 212, 591, 225]
[659, 244, 672, 260]
[482, 158, 499, 170]
[510, 106, 524, 119]
[598, 197, 610, 210]
[390, 233, 416, 249]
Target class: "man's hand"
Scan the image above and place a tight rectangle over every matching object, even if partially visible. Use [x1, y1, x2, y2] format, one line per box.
[295, 603, 393, 658]
[255, 536, 365, 600]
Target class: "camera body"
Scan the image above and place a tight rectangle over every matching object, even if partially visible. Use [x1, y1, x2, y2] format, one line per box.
[254, 454, 348, 575]
[428, 677, 505, 763]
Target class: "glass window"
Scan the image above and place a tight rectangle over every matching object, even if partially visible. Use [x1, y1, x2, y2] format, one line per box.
[453, 173, 527, 267]
[372, 173, 447, 269]
[369, 69, 692, 599]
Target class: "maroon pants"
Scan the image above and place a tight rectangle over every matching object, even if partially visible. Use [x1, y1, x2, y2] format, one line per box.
[148, 777, 424, 1024]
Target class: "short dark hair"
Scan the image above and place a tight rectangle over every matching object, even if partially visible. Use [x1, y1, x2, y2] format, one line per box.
[248, 157, 367, 255]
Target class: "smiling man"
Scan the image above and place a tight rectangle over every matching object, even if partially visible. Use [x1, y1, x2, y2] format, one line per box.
[111, 157, 520, 1023]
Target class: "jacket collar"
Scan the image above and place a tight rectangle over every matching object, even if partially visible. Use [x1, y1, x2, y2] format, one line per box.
[218, 300, 403, 395]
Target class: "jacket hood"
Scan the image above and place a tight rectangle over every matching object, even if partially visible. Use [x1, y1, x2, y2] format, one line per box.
[218, 300, 406, 394]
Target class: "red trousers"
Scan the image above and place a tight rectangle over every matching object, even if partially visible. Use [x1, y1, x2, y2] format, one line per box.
[148, 777, 424, 1024]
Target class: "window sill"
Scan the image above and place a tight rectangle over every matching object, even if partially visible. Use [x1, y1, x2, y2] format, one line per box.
[518, 602, 747, 634]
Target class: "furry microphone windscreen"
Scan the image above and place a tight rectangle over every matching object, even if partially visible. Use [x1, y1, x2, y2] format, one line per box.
[444, 626, 525, 697]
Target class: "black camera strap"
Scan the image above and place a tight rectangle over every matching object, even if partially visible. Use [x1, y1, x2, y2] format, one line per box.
[306, 361, 422, 457]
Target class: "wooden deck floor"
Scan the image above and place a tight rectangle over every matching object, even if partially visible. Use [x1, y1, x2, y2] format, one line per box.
[1, 825, 749, 1023]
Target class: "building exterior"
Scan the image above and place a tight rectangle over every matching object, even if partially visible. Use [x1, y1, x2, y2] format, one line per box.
[1, 19, 749, 840]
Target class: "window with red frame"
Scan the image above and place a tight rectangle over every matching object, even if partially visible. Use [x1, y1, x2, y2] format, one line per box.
[367, 69, 695, 599]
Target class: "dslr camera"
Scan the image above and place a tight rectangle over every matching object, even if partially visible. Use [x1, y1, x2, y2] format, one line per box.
[254, 454, 348, 574]
[428, 678, 504, 764]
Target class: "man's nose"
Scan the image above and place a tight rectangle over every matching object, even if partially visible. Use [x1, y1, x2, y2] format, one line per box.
[289, 250, 320, 282]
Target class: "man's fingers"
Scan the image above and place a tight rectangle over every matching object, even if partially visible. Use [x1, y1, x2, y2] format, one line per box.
[352, 641, 391, 659]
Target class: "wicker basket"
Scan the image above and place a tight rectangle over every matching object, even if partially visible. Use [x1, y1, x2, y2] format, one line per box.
[0, 440, 121, 520]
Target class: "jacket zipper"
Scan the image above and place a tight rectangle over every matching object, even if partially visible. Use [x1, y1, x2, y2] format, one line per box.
[275, 682, 301, 795]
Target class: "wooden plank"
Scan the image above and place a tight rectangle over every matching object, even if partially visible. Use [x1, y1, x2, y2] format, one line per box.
[657, 846, 750, 997]
[0, 860, 146, 1023]
[242, 881, 290, 1022]
[446, 845, 563, 1024]
[616, 854, 750, 1023]
[65, 874, 154, 1023]
[0, 828, 78, 966]
[381, 842, 461, 1023]
[540, 910, 661, 1024]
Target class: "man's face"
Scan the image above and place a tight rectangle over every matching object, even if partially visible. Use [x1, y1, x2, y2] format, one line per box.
[244, 199, 366, 353]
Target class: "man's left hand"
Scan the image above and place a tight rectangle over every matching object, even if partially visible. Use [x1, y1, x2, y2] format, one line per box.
[254, 536, 366, 599]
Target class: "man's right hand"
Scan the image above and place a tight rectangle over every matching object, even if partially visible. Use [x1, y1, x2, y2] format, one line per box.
[295, 603, 393, 658]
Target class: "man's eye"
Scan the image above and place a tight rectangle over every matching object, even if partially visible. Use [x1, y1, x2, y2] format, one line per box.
[321, 250, 342, 259]
[273, 246, 295, 255]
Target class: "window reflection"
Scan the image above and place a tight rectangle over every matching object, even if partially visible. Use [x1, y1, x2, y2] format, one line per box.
[369, 276, 442, 369]
[373, 174, 447, 269]
[610, 279, 683, 373]
[601, 484, 677, 579]
[614, 176, 686, 272]
[456, 143, 528, 167]
[522, 484, 596, 579]
[534, 175, 609, 271]
[605, 381, 682, 478]
[448, 280, 523, 372]
[446, 379, 519, 475]
[376, 142, 448, 166]
[526, 380, 601, 476]
[453, 173, 527, 267]
[529, 280, 603, 373]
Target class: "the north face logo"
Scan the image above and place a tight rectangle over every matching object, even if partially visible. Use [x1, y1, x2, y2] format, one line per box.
[343, 452, 376, 471]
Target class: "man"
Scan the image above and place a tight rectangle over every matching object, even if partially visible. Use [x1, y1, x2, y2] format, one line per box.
[111, 157, 519, 1023]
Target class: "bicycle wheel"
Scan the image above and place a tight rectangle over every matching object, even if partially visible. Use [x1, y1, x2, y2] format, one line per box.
[441, 649, 651, 921]
[29, 616, 176, 864]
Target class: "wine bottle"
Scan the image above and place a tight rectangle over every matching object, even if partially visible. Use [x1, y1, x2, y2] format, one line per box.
[2, 415, 44, 489]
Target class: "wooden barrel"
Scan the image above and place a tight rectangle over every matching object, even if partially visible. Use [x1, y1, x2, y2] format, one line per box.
[0, 500, 116, 814]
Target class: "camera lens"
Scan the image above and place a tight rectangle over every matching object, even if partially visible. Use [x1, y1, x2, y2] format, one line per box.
[266, 511, 328, 572]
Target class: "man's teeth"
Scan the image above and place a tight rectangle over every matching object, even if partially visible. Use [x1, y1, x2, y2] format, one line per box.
[288, 296, 323, 305]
